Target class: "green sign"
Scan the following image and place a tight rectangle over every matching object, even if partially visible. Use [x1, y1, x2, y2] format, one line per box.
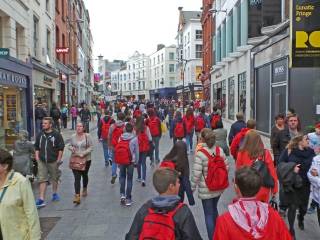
[0, 48, 9, 58]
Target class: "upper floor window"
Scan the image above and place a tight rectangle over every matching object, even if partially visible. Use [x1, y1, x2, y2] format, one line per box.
[169, 64, 175, 73]
[169, 52, 174, 60]
[46, 0, 50, 12]
[196, 30, 202, 40]
[195, 44, 203, 59]
[161, 53, 164, 62]
[188, 32, 190, 43]
[33, 16, 39, 57]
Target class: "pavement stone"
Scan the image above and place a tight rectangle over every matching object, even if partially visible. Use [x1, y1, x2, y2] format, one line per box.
[35, 128, 320, 240]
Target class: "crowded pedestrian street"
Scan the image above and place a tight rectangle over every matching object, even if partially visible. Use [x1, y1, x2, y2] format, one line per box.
[33, 127, 319, 240]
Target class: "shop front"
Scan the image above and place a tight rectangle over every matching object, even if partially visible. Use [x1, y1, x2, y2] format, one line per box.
[149, 88, 177, 101]
[0, 58, 32, 149]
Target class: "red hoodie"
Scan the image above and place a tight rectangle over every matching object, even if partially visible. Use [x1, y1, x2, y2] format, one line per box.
[230, 128, 250, 159]
[213, 199, 292, 240]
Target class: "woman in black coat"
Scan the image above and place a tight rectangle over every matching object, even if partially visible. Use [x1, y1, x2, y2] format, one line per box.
[279, 134, 315, 238]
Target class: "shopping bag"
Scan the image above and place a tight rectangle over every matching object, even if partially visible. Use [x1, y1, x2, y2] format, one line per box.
[161, 122, 167, 133]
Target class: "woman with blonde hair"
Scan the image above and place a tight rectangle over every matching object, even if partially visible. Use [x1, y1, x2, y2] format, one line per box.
[278, 134, 315, 238]
[236, 130, 278, 202]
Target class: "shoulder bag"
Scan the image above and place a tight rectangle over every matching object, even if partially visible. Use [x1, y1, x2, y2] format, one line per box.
[251, 150, 275, 188]
[69, 135, 88, 171]
[0, 171, 15, 240]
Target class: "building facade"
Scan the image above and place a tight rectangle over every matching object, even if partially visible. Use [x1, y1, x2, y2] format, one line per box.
[149, 44, 177, 100]
[176, 7, 203, 102]
[0, 0, 33, 149]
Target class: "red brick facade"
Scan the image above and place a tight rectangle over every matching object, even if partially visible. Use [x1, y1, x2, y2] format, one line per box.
[55, 0, 69, 65]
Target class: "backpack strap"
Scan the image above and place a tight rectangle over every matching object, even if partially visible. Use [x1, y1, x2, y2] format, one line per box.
[215, 146, 220, 156]
[167, 202, 185, 217]
[198, 148, 215, 159]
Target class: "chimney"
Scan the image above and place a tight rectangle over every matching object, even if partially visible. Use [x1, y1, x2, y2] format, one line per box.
[178, 6, 183, 11]
[157, 44, 165, 51]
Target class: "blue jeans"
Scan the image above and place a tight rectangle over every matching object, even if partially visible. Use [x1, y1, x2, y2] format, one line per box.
[202, 196, 220, 240]
[152, 136, 160, 163]
[137, 152, 147, 181]
[179, 176, 195, 206]
[35, 119, 42, 136]
[102, 141, 111, 166]
[119, 164, 134, 200]
[72, 117, 77, 130]
[111, 150, 117, 177]
[185, 131, 194, 152]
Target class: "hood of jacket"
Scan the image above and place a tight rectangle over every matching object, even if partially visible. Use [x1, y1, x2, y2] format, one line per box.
[228, 198, 269, 239]
[121, 132, 135, 141]
[151, 195, 181, 212]
[114, 120, 125, 127]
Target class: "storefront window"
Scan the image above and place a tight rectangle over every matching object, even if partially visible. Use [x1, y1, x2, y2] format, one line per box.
[238, 72, 246, 119]
[34, 86, 52, 110]
[228, 77, 235, 120]
[212, 81, 226, 118]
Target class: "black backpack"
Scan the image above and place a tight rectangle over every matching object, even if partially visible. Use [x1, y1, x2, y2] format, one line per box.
[51, 108, 61, 119]
[251, 151, 275, 188]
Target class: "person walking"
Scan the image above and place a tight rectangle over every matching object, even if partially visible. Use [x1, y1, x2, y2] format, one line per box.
[163, 140, 195, 206]
[61, 104, 68, 129]
[68, 122, 93, 204]
[307, 154, 320, 225]
[228, 112, 246, 146]
[34, 117, 65, 208]
[0, 149, 41, 240]
[50, 102, 61, 132]
[70, 105, 78, 130]
[125, 168, 203, 240]
[114, 123, 139, 206]
[236, 130, 278, 202]
[145, 108, 162, 165]
[35, 103, 47, 135]
[191, 130, 229, 240]
[278, 134, 315, 238]
[213, 167, 292, 240]
[209, 106, 221, 130]
[98, 111, 115, 167]
[213, 120, 230, 156]
[79, 103, 91, 133]
[135, 116, 152, 187]
[270, 113, 286, 164]
[195, 106, 210, 142]
[170, 111, 186, 144]
[183, 107, 195, 154]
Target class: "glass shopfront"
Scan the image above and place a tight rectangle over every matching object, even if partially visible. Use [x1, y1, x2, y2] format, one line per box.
[212, 80, 226, 118]
[34, 86, 53, 109]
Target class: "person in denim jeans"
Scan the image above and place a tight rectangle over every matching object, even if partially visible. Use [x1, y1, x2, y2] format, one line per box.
[135, 116, 152, 186]
[146, 109, 162, 165]
[118, 123, 139, 206]
[183, 108, 195, 154]
[163, 140, 195, 206]
[70, 105, 78, 130]
[191, 130, 228, 239]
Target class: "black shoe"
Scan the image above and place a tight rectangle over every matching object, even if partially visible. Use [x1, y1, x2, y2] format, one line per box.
[108, 159, 112, 166]
[111, 175, 117, 184]
[298, 216, 304, 230]
[141, 181, 146, 187]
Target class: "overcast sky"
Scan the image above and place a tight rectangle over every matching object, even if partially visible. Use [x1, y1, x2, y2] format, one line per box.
[83, 0, 201, 62]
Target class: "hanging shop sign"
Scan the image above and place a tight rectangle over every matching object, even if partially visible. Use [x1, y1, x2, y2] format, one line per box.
[290, 0, 320, 67]
[0, 48, 10, 58]
[56, 47, 69, 54]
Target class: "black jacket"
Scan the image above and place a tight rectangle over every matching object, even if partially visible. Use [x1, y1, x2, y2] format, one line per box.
[228, 120, 246, 145]
[273, 128, 292, 164]
[277, 161, 303, 193]
[34, 130, 65, 163]
[80, 109, 91, 122]
[126, 196, 202, 240]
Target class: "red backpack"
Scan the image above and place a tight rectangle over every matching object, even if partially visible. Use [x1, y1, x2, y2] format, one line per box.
[184, 116, 194, 134]
[210, 114, 221, 129]
[198, 147, 229, 191]
[138, 128, 150, 153]
[148, 117, 160, 137]
[114, 138, 131, 165]
[139, 203, 184, 240]
[174, 121, 185, 138]
[195, 115, 206, 132]
[111, 125, 124, 147]
[100, 117, 112, 140]
[159, 160, 176, 170]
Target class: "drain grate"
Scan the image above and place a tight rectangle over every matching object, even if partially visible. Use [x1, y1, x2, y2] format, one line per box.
[40, 217, 61, 239]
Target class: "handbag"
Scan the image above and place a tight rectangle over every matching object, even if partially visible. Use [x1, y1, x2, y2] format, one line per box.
[69, 135, 88, 171]
[251, 151, 275, 188]
[0, 172, 15, 240]
[161, 122, 167, 134]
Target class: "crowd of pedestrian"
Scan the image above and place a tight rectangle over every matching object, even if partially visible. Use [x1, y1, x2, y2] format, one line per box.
[0, 97, 320, 240]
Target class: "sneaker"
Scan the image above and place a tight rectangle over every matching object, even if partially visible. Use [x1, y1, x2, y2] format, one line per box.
[136, 178, 142, 182]
[111, 175, 117, 184]
[105, 162, 109, 167]
[125, 199, 133, 206]
[108, 159, 112, 166]
[120, 195, 126, 205]
[36, 199, 46, 208]
[141, 181, 146, 187]
[52, 193, 60, 202]
[307, 206, 316, 214]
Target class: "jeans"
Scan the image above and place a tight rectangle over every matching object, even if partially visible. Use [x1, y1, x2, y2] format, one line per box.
[72, 117, 77, 130]
[82, 121, 90, 133]
[102, 141, 111, 166]
[62, 117, 68, 128]
[185, 131, 194, 152]
[35, 119, 42, 136]
[151, 136, 160, 163]
[72, 161, 91, 194]
[111, 150, 117, 177]
[119, 164, 134, 200]
[137, 152, 147, 181]
[178, 176, 195, 206]
[202, 196, 220, 240]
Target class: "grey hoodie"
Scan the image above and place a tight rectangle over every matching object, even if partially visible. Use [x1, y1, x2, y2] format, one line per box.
[121, 132, 139, 164]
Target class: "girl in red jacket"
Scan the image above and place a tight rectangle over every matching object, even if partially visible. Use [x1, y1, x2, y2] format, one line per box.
[236, 130, 278, 202]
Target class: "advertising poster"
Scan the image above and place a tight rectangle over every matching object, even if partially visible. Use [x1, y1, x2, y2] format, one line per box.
[290, 0, 320, 67]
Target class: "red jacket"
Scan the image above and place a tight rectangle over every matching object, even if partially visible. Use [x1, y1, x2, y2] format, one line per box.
[230, 128, 250, 159]
[236, 150, 278, 202]
[213, 206, 292, 240]
[183, 115, 195, 134]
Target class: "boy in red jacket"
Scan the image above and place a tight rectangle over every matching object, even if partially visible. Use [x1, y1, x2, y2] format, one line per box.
[213, 167, 292, 240]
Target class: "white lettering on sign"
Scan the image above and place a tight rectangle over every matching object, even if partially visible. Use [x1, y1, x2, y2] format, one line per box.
[274, 66, 285, 75]
[56, 48, 69, 54]
[0, 69, 27, 87]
